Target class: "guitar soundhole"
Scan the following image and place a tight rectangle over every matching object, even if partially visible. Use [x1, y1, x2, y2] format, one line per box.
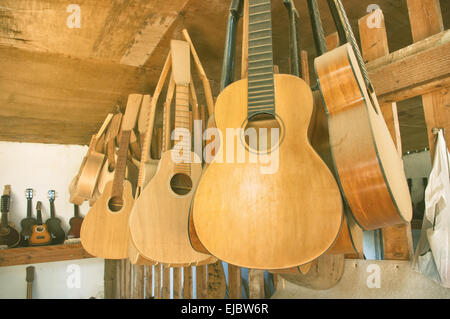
[170, 173, 192, 196]
[243, 113, 283, 153]
[108, 196, 124, 212]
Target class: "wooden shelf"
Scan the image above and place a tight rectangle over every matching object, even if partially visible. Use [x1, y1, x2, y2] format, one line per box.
[0, 243, 94, 267]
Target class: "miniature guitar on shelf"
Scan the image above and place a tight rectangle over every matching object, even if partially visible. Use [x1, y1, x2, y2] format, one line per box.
[0, 185, 20, 248]
[46, 190, 66, 244]
[19, 188, 37, 246]
[129, 41, 215, 266]
[191, 0, 342, 270]
[81, 94, 141, 259]
[68, 204, 83, 239]
[29, 201, 52, 246]
[314, 0, 412, 230]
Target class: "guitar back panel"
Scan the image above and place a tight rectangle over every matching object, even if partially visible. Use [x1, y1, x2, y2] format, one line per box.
[192, 74, 343, 269]
[315, 44, 412, 230]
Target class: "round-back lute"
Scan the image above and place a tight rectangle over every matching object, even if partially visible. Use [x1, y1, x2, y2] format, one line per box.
[0, 185, 20, 248]
[129, 41, 215, 266]
[312, 0, 412, 230]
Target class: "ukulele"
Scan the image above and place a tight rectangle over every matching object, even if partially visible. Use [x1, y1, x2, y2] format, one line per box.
[0, 185, 20, 248]
[20, 188, 37, 247]
[26, 266, 35, 299]
[129, 41, 215, 266]
[46, 190, 66, 244]
[314, 0, 412, 230]
[191, 0, 342, 270]
[68, 204, 83, 239]
[30, 201, 52, 246]
[81, 94, 141, 259]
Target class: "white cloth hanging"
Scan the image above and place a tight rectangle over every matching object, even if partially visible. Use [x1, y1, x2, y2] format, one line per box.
[413, 130, 450, 288]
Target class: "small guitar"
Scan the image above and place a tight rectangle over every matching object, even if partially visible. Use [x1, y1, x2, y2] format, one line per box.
[26, 266, 35, 299]
[68, 204, 83, 239]
[20, 188, 37, 247]
[30, 201, 52, 246]
[0, 185, 20, 248]
[46, 190, 66, 244]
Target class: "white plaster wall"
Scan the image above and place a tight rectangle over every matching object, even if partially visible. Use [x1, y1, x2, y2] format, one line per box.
[0, 141, 104, 299]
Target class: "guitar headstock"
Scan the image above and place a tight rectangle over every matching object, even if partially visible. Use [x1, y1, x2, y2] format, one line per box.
[3, 185, 11, 196]
[25, 188, 33, 200]
[1, 186, 10, 213]
[48, 190, 56, 202]
[26, 266, 35, 283]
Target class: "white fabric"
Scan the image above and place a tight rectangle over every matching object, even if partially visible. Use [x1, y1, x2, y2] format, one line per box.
[413, 130, 450, 288]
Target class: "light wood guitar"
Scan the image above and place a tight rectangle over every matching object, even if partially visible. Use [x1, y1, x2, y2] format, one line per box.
[81, 94, 141, 259]
[314, 0, 412, 230]
[191, 0, 342, 270]
[129, 41, 215, 266]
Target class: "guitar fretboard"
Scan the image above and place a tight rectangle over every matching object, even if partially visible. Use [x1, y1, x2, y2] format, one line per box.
[247, 0, 275, 118]
[173, 85, 191, 175]
[111, 130, 131, 199]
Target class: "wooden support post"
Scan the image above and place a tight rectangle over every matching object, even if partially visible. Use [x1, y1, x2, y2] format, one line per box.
[173, 267, 182, 299]
[206, 261, 226, 298]
[145, 265, 153, 299]
[183, 267, 193, 299]
[248, 269, 265, 299]
[196, 265, 207, 299]
[162, 265, 170, 299]
[407, 0, 449, 159]
[125, 259, 132, 299]
[104, 259, 117, 299]
[359, 9, 414, 260]
[133, 264, 145, 299]
[228, 264, 242, 299]
[154, 264, 161, 299]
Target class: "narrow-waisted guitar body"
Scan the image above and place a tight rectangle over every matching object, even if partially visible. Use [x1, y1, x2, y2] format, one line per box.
[315, 44, 412, 230]
[192, 74, 343, 269]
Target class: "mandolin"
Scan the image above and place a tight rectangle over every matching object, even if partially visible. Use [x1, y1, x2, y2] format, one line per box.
[191, 0, 342, 270]
[81, 94, 141, 259]
[30, 201, 52, 246]
[68, 204, 83, 239]
[0, 185, 20, 248]
[19, 188, 37, 247]
[45, 190, 66, 244]
[129, 40, 215, 266]
[314, 0, 412, 230]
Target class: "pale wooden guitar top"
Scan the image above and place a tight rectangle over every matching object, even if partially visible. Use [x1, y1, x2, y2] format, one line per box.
[192, 74, 343, 269]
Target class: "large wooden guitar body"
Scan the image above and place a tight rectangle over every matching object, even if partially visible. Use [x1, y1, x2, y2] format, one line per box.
[315, 43, 412, 230]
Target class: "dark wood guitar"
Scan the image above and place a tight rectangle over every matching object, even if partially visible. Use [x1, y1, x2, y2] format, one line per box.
[68, 204, 83, 239]
[20, 188, 37, 246]
[46, 190, 66, 244]
[26, 266, 35, 299]
[314, 0, 412, 230]
[29, 201, 51, 246]
[192, 0, 343, 269]
[0, 185, 20, 248]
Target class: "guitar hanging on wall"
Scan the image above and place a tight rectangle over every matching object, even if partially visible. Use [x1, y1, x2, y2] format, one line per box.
[191, 0, 343, 270]
[0, 185, 20, 248]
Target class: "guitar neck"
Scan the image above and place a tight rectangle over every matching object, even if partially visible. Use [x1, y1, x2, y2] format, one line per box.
[26, 198, 32, 218]
[49, 200, 56, 218]
[0, 212, 8, 228]
[74, 204, 79, 218]
[111, 130, 131, 199]
[1, 194, 9, 228]
[174, 85, 191, 176]
[247, 0, 275, 118]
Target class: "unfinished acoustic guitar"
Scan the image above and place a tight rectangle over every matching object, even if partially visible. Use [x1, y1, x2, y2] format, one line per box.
[191, 0, 342, 270]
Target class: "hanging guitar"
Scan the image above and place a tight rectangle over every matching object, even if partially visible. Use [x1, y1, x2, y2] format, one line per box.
[19, 188, 37, 247]
[0, 185, 20, 248]
[191, 0, 343, 270]
[29, 201, 52, 246]
[314, 0, 412, 230]
[81, 94, 141, 259]
[46, 190, 66, 244]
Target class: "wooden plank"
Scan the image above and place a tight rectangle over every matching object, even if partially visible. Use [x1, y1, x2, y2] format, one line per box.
[162, 265, 170, 299]
[173, 267, 182, 299]
[206, 261, 226, 299]
[154, 264, 161, 299]
[228, 264, 242, 299]
[120, 259, 125, 299]
[366, 30, 450, 104]
[0, 243, 93, 267]
[359, 9, 414, 261]
[183, 267, 193, 299]
[104, 259, 117, 299]
[125, 259, 132, 299]
[145, 265, 153, 299]
[133, 264, 145, 299]
[407, 0, 449, 160]
[249, 269, 265, 299]
[196, 265, 207, 299]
